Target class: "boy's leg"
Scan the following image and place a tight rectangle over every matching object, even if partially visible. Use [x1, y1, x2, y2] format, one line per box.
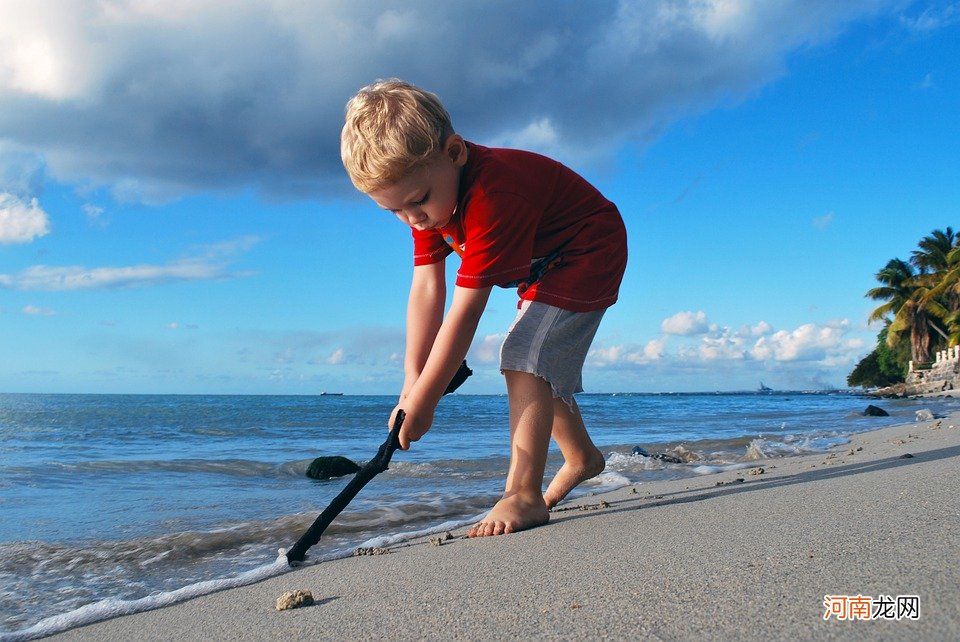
[543, 397, 606, 509]
[468, 370, 552, 537]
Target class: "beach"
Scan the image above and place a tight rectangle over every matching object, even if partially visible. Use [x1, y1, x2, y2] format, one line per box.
[41, 410, 959, 641]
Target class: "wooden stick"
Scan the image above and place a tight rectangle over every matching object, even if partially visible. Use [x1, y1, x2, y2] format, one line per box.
[285, 361, 472, 565]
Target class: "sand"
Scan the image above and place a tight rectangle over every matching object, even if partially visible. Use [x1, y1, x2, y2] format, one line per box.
[47, 413, 960, 641]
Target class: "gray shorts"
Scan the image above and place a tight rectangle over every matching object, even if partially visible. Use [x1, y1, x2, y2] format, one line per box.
[499, 300, 605, 403]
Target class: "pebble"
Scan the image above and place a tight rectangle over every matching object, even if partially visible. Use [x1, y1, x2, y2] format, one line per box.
[353, 547, 390, 556]
[430, 531, 454, 546]
[276, 589, 314, 611]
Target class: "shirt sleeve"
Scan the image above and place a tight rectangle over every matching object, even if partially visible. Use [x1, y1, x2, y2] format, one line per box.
[455, 189, 537, 289]
[411, 228, 452, 266]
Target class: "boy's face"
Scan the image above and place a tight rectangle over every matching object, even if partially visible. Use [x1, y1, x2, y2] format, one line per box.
[368, 136, 467, 232]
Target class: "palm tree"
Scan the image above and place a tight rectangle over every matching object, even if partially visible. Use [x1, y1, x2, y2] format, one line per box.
[867, 258, 915, 325]
[916, 228, 960, 343]
[910, 228, 960, 347]
[866, 257, 948, 364]
[888, 284, 949, 363]
[910, 227, 955, 274]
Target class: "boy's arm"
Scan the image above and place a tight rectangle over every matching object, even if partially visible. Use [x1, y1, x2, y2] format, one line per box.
[395, 283, 492, 449]
[401, 262, 447, 400]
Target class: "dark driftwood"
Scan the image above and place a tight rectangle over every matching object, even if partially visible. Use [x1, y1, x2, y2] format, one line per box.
[286, 412, 403, 564]
[285, 361, 472, 565]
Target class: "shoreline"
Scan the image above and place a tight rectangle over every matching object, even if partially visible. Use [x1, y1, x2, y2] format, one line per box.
[25, 413, 960, 640]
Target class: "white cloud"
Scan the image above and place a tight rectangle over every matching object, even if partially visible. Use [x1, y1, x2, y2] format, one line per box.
[661, 310, 711, 336]
[0, 145, 46, 196]
[286, 328, 404, 369]
[588, 339, 664, 366]
[0, 235, 259, 290]
[589, 345, 625, 366]
[0, 1, 94, 100]
[591, 317, 863, 370]
[900, 3, 960, 32]
[812, 212, 834, 229]
[165, 322, 196, 330]
[750, 320, 859, 362]
[0, 0, 905, 201]
[22, 304, 55, 316]
[644, 338, 666, 360]
[6, 262, 217, 291]
[0, 192, 50, 244]
[699, 334, 749, 361]
[737, 321, 773, 337]
[83, 203, 106, 226]
[488, 118, 561, 156]
[472, 334, 506, 363]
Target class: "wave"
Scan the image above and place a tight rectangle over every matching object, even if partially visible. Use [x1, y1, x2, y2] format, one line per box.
[602, 428, 853, 481]
[7, 454, 514, 484]
[0, 490, 499, 635]
[5, 458, 312, 480]
[3, 555, 293, 642]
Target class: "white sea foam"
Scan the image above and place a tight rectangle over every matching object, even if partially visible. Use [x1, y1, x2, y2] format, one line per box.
[358, 515, 485, 550]
[691, 462, 755, 475]
[586, 470, 631, 493]
[4, 554, 292, 641]
[605, 451, 666, 472]
[744, 438, 771, 460]
[744, 433, 849, 460]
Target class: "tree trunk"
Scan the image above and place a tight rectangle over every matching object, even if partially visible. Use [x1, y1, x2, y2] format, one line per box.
[912, 325, 931, 363]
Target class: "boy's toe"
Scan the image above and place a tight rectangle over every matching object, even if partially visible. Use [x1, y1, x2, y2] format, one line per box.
[468, 521, 489, 538]
[468, 520, 510, 537]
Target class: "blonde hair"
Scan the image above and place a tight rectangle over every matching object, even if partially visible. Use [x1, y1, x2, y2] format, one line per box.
[341, 79, 454, 193]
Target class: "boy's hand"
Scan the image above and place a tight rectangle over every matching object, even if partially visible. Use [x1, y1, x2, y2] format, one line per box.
[389, 397, 436, 450]
[388, 285, 490, 451]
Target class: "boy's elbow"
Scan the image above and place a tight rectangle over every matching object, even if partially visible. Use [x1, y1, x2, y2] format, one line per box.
[410, 264, 446, 301]
[453, 286, 491, 324]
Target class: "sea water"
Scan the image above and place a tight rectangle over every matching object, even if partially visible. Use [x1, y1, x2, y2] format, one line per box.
[0, 391, 952, 639]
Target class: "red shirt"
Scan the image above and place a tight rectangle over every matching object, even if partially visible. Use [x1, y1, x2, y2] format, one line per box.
[412, 143, 627, 312]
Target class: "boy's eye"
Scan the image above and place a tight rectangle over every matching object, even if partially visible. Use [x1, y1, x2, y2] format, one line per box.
[412, 192, 429, 206]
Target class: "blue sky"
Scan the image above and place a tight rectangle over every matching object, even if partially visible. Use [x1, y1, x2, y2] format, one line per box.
[1, 0, 958, 395]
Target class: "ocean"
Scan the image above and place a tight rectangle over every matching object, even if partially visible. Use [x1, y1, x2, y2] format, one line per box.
[1, 391, 952, 639]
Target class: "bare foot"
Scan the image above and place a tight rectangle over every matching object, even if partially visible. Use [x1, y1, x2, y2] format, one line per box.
[543, 448, 606, 510]
[467, 492, 550, 537]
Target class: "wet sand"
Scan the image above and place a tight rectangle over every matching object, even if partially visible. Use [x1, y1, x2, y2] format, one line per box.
[48, 413, 960, 641]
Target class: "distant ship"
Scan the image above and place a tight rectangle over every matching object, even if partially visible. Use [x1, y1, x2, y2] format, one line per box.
[319, 391, 343, 396]
[758, 381, 773, 393]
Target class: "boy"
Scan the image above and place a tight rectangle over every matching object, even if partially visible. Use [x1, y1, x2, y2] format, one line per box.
[341, 79, 627, 537]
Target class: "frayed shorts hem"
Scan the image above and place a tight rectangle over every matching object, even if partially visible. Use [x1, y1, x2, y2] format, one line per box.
[499, 301, 605, 404]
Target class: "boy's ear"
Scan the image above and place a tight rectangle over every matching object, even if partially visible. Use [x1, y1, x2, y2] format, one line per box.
[444, 135, 468, 167]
